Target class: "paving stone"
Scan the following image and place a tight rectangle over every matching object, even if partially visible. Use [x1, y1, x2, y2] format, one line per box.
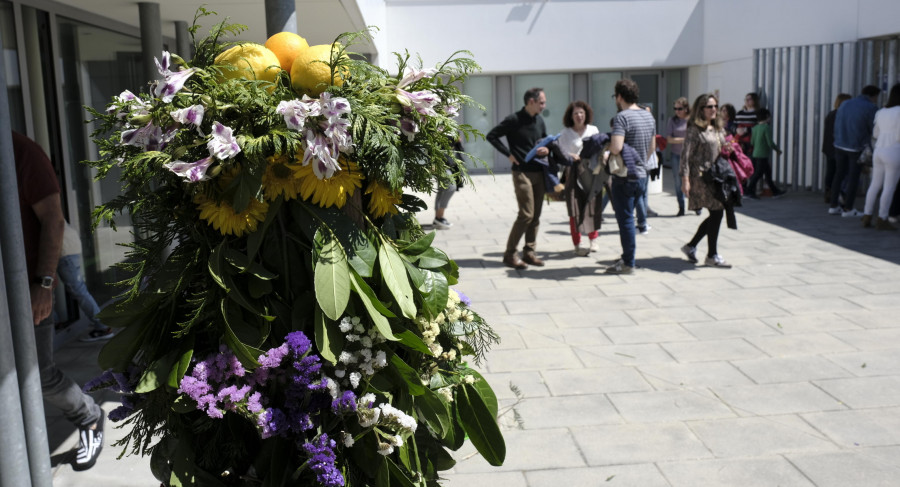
[687, 416, 837, 457]
[699, 301, 786, 320]
[802, 407, 900, 447]
[830, 328, 900, 351]
[814, 376, 900, 408]
[825, 350, 900, 376]
[551, 309, 637, 328]
[575, 344, 676, 367]
[560, 328, 614, 347]
[781, 282, 868, 299]
[530, 285, 603, 300]
[772, 296, 863, 314]
[504, 298, 581, 314]
[573, 294, 656, 311]
[452, 428, 586, 474]
[787, 450, 900, 487]
[490, 312, 559, 331]
[486, 348, 583, 373]
[732, 356, 855, 383]
[542, 367, 652, 395]
[658, 457, 815, 487]
[511, 394, 621, 429]
[711, 383, 846, 416]
[625, 306, 713, 325]
[608, 390, 735, 422]
[681, 318, 779, 340]
[603, 324, 696, 344]
[442, 472, 528, 487]
[571, 423, 712, 465]
[480, 371, 551, 400]
[525, 464, 671, 487]
[758, 312, 864, 334]
[837, 308, 900, 328]
[746, 333, 856, 357]
[517, 329, 568, 349]
[638, 362, 755, 390]
[844, 294, 900, 309]
[662, 338, 766, 362]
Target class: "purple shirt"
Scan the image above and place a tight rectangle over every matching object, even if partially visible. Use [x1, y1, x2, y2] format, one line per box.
[666, 116, 687, 156]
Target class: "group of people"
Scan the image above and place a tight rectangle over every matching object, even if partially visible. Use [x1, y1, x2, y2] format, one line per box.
[487, 82, 747, 274]
[823, 84, 900, 230]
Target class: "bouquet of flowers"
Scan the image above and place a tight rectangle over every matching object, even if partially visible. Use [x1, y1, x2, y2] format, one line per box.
[84, 9, 503, 486]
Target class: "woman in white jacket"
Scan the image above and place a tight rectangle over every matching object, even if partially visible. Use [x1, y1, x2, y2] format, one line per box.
[558, 101, 601, 256]
[863, 83, 900, 230]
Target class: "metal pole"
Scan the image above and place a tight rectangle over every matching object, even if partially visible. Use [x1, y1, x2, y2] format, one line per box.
[753, 49, 760, 96]
[174, 20, 192, 61]
[837, 42, 844, 94]
[813, 45, 823, 191]
[767, 48, 775, 112]
[265, 0, 297, 37]
[889, 39, 898, 94]
[139, 2, 162, 85]
[0, 34, 50, 487]
[800, 46, 810, 189]
[758, 49, 767, 107]
[779, 47, 789, 184]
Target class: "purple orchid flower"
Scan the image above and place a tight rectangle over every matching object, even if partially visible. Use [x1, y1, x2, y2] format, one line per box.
[397, 66, 438, 89]
[153, 51, 197, 103]
[164, 156, 214, 182]
[208, 122, 241, 160]
[120, 123, 163, 149]
[397, 89, 441, 117]
[303, 129, 340, 179]
[276, 96, 322, 131]
[319, 92, 351, 121]
[324, 117, 352, 151]
[170, 104, 205, 135]
[399, 117, 418, 142]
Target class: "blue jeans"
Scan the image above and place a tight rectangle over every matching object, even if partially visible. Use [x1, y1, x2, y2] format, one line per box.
[634, 176, 649, 230]
[670, 153, 685, 211]
[830, 149, 862, 210]
[610, 177, 646, 267]
[57, 254, 104, 330]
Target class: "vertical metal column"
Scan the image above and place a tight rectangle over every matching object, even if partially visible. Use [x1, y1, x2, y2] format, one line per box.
[813, 45, 824, 191]
[766, 48, 775, 113]
[753, 49, 760, 96]
[174, 20, 191, 61]
[865, 40, 875, 88]
[791, 47, 802, 189]
[778, 47, 789, 184]
[759, 49, 767, 107]
[800, 46, 810, 189]
[265, 0, 297, 37]
[139, 2, 162, 85]
[888, 39, 898, 94]
[837, 42, 844, 94]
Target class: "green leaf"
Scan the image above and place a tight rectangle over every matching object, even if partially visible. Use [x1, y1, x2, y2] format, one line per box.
[467, 370, 498, 418]
[350, 272, 398, 341]
[394, 329, 432, 355]
[458, 384, 506, 466]
[222, 271, 270, 318]
[401, 232, 435, 255]
[96, 292, 163, 328]
[224, 248, 278, 280]
[386, 457, 416, 487]
[416, 388, 450, 437]
[135, 352, 178, 393]
[378, 240, 417, 319]
[414, 247, 450, 269]
[247, 275, 273, 299]
[402, 260, 425, 290]
[419, 269, 449, 319]
[208, 242, 227, 290]
[221, 299, 262, 367]
[167, 345, 195, 389]
[290, 201, 376, 277]
[247, 196, 282, 259]
[98, 317, 146, 370]
[314, 231, 351, 320]
[314, 308, 344, 365]
[231, 166, 263, 213]
[389, 353, 426, 396]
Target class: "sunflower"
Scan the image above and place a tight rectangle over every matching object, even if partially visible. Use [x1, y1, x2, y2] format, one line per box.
[195, 166, 269, 236]
[364, 180, 401, 218]
[262, 154, 302, 201]
[293, 156, 364, 208]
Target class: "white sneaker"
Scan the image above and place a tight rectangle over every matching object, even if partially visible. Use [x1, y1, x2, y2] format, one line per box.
[638, 225, 651, 235]
[890, 216, 898, 224]
[704, 254, 732, 268]
[574, 245, 590, 257]
[589, 238, 601, 253]
[681, 244, 698, 264]
[841, 209, 861, 218]
[433, 217, 452, 229]
[828, 207, 842, 215]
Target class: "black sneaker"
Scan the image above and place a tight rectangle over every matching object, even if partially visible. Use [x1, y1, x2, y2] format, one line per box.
[72, 409, 104, 471]
[433, 217, 452, 230]
[80, 328, 114, 342]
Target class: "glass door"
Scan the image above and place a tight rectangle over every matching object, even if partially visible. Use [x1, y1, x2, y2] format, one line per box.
[626, 71, 662, 130]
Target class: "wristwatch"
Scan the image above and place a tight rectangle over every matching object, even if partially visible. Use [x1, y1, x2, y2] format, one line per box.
[34, 275, 55, 289]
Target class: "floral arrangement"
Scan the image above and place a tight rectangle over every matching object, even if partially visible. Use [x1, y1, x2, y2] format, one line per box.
[84, 10, 503, 486]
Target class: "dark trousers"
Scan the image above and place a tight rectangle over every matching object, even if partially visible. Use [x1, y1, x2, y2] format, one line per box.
[688, 209, 725, 257]
[746, 157, 779, 196]
[823, 153, 837, 192]
[830, 149, 863, 210]
[610, 177, 645, 267]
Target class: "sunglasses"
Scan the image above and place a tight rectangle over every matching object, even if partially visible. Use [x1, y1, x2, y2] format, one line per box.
[704, 105, 718, 109]
[673, 107, 686, 111]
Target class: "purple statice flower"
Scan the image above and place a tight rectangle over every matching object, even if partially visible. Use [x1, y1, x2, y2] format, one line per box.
[164, 156, 214, 182]
[170, 104, 205, 135]
[276, 96, 321, 131]
[285, 331, 312, 356]
[258, 343, 289, 369]
[331, 390, 358, 414]
[208, 122, 241, 160]
[303, 129, 340, 179]
[397, 66, 437, 89]
[396, 89, 441, 117]
[108, 395, 136, 422]
[247, 392, 264, 413]
[258, 407, 288, 439]
[154, 51, 197, 103]
[454, 289, 471, 306]
[302, 434, 344, 487]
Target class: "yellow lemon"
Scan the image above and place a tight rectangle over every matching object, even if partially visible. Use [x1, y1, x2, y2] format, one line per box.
[265, 32, 309, 73]
[290, 44, 349, 95]
[214, 43, 281, 83]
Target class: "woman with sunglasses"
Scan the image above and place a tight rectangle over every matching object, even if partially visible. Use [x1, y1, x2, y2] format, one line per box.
[666, 97, 690, 215]
[680, 93, 732, 268]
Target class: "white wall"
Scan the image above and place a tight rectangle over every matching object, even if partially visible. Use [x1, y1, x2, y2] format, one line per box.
[858, 0, 900, 38]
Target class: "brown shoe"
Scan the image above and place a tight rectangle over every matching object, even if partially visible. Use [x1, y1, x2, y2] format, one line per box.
[876, 217, 898, 231]
[862, 214, 873, 228]
[522, 252, 545, 266]
[503, 252, 528, 269]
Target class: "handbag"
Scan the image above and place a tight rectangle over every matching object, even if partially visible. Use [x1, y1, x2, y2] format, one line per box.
[606, 152, 628, 178]
[857, 143, 873, 167]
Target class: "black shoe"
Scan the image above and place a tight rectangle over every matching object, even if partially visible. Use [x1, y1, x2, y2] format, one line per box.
[72, 409, 104, 471]
[676, 208, 685, 216]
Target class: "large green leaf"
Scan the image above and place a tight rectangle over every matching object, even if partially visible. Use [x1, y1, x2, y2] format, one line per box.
[416, 388, 450, 437]
[414, 247, 450, 269]
[231, 165, 263, 213]
[96, 292, 163, 329]
[221, 299, 262, 367]
[386, 457, 416, 487]
[394, 329, 432, 355]
[224, 248, 278, 280]
[458, 383, 506, 466]
[467, 369, 498, 418]
[167, 342, 195, 389]
[389, 354, 426, 396]
[419, 269, 449, 319]
[290, 201, 376, 277]
[401, 260, 425, 290]
[135, 351, 178, 393]
[401, 232, 435, 255]
[350, 272, 397, 341]
[247, 196, 282, 259]
[314, 308, 343, 365]
[378, 240, 417, 319]
[98, 316, 147, 370]
[207, 242, 227, 290]
[314, 232, 351, 320]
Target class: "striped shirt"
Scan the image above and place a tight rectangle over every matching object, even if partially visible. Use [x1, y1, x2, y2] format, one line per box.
[612, 109, 656, 179]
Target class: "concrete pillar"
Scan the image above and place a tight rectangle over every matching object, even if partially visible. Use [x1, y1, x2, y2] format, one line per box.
[139, 2, 163, 84]
[265, 0, 297, 37]
[174, 20, 192, 60]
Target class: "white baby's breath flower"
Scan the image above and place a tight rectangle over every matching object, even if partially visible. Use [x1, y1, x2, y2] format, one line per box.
[339, 351, 356, 364]
[339, 317, 354, 333]
[377, 442, 394, 456]
[463, 375, 475, 384]
[375, 351, 387, 367]
[342, 432, 355, 447]
[349, 372, 362, 389]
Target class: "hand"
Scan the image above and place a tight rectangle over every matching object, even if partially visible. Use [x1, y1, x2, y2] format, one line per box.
[682, 178, 691, 199]
[571, 153, 580, 161]
[776, 150, 783, 156]
[508, 154, 518, 166]
[535, 147, 549, 157]
[30, 284, 52, 325]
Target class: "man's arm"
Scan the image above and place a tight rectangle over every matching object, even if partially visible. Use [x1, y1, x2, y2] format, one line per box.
[30, 192, 65, 325]
[609, 135, 624, 155]
[487, 115, 522, 165]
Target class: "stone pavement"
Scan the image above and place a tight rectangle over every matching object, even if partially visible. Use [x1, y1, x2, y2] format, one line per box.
[49, 171, 900, 486]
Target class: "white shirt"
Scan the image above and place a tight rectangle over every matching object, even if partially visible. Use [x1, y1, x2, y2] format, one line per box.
[558, 125, 600, 156]
[873, 106, 900, 150]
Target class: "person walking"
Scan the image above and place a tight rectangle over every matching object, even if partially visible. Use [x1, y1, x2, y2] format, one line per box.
[12, 131, 105, 471]
[667, 97, 690, 215]
[822, 93, 853, 203]
[745, 108, 784, 199]
[679, 94, 732, 268]
[720, 103, 737, 136]
[487, 87, 549, 269]
[862, 83, 900, 230]
[558, 101, 601, 256]
[605, 79, 656, 275]
[828, 85, 881, 217]
[57, 222, 114, 341]
[734, 93, 760, 155]
[433, 138, 464, 230]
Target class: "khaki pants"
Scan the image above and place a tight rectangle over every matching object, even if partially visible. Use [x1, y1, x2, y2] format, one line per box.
[506, 170, 545, 254]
